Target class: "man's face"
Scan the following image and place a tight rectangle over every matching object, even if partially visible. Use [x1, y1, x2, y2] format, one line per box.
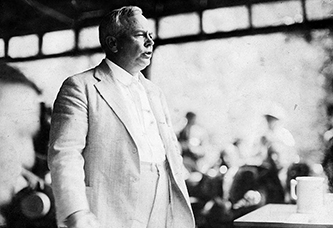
[116, 14, 154, 75]
[0, 83, 40, 169]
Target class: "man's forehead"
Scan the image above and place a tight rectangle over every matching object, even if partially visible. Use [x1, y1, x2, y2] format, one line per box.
[127, 14, 150, 30]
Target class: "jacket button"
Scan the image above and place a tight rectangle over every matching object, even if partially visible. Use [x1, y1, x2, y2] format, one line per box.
[132, 148, 137, 154]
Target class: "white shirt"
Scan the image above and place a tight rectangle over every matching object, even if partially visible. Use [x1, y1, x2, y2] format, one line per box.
[105, 59, 166, 163]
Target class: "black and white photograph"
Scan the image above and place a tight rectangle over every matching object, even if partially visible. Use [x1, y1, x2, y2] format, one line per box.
[1, 0, 333, 227]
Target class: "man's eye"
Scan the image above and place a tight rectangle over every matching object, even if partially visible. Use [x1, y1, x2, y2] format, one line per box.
[135, 32, 153, 39]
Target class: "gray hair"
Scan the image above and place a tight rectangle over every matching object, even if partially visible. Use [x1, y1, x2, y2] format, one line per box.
[99, 6, 143, 50]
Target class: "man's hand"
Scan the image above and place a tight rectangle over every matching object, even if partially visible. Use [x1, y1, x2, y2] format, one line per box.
[21, 168, 45, 190]
[65, 210, 100, 228]
[233, 190, 262, 210]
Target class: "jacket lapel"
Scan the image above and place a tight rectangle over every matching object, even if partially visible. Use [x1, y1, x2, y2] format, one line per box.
[93, 60, 141, 146]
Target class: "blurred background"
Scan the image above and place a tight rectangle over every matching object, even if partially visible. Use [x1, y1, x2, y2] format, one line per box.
[1, 0, 333, 166]
[1, 0, 333, 227]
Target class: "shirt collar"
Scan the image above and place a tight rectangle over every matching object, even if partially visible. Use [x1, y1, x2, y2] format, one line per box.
[105, 58, 139, 86]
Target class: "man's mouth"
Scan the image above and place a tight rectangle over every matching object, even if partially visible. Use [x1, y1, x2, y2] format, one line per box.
[142, 51, 152, 58]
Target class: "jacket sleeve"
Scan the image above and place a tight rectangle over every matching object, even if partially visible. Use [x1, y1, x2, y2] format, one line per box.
[47, 75, 90, 224]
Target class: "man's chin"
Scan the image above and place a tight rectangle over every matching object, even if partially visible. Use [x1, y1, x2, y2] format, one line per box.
[139, 60, 151, 70]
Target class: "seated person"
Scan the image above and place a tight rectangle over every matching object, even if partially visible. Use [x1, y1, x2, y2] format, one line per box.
[0, 64, 55, 227]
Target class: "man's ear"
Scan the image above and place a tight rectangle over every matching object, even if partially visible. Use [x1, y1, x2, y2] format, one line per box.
[106, 36, 118, 53]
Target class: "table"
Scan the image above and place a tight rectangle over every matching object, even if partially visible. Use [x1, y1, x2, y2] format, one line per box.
[234, 204, 333, 228]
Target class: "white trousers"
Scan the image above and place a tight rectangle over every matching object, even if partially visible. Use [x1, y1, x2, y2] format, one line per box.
[131, 161, 170, 228]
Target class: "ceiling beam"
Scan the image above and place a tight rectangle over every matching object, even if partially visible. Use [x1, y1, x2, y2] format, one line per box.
[23, 0, 74, 25]
[2, 17, 333, 63]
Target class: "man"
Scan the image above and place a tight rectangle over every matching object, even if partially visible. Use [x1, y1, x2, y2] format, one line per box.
[0, 64, 42, 224]
[48, 6, 195, 228]
[223, 110, 296, 224]
[177, 111, 209, 173]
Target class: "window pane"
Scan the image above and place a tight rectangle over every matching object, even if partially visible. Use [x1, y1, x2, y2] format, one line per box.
[306, 0, 333, 20]
[0, 39, 4, 57]
[158, 13, 200, 39]
[42, 30, 75, 55]
[203, 6, 250, 33]
[8, 35, 39, 58]
[78, 26, 100, 49]
[252, 1, 303, 27]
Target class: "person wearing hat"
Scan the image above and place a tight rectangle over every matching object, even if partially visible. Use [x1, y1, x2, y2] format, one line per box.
[220, 107, 297, 224]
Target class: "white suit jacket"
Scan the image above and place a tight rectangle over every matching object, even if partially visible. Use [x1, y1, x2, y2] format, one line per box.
[48, 60, 195, 228]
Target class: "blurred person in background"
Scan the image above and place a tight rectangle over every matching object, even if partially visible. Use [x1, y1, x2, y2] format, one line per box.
[323, 145, 333, 193]
[322, 115, 333, 193]
[0, 63, 56, 227]
[200, 106, 297, 228]
[0, 63, 41, 213]
[196, 139, 244, 228]
[228, 106, 297, 217]
[259, 109, 296, 183]
[178, 111, 209, 173]
[48, 6, 194, 228]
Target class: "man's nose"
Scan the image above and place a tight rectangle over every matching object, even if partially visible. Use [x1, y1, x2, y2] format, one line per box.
[145, 33, 154, 46]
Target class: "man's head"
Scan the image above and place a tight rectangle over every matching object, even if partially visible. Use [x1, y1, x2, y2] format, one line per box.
[0, 64, 42, 205]
[0, 63, 41, 138]
[99, 6, 154, 75]
[185, 112, 196, 125]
